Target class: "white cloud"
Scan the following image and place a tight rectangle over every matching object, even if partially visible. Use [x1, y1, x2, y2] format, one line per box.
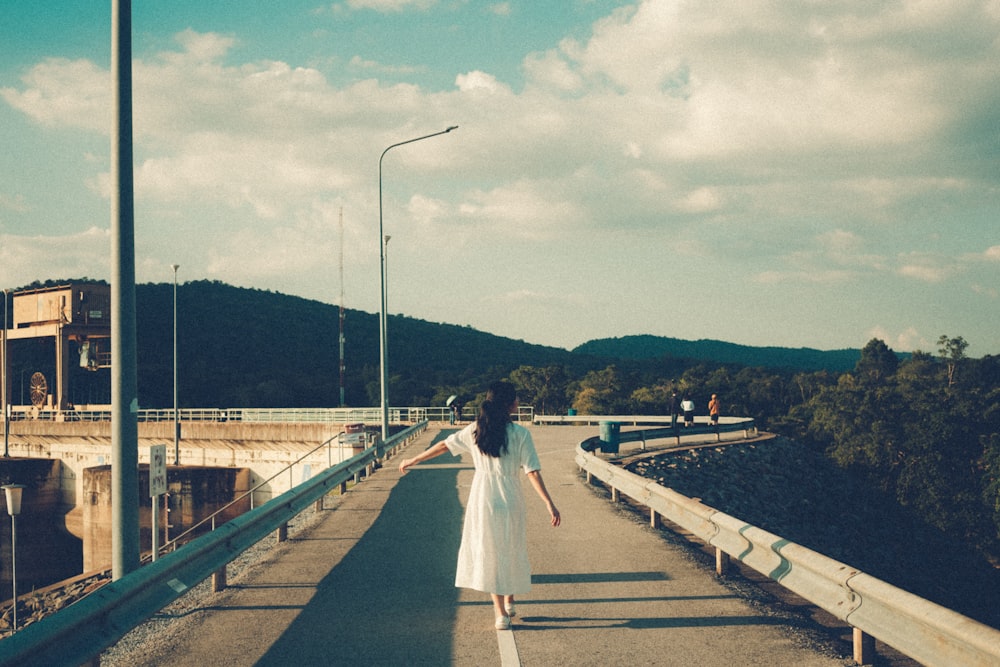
[455, 70, 505, 94]
[1, 58, 107, 132]
[0, 194, 30, 214]
[867, 326, 930, 352]
[488, 3, 512, 18]
[344, 0, 436, 11]
[896, 252, 954, 283]
[0, 228, 109, 285]
[674, 187, 722, 214]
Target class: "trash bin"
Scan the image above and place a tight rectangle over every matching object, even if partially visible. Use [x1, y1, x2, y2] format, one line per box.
[599, 421, 620, 454]
[567, 408, 577, 416]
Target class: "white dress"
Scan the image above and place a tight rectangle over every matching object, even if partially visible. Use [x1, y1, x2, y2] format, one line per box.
[444, 422, 541, 595]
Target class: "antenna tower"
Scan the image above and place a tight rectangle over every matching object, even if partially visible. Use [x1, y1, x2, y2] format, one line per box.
[339, 207, 346, 407]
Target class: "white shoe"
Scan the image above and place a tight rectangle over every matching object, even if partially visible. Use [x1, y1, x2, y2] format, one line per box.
[504, 602, 516, 618]
[495, 615, 511, 630]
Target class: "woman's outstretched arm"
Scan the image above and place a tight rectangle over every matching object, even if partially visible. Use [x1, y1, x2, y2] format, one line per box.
[398, 441, 450, 474]
[526, 470, 561, 526]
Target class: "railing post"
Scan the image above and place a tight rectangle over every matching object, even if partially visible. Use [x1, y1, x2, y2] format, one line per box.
[853, 627, 875, 665]
[276, 523, 288, 543]
[650, 509, 659, 529]
[611, 486, 619, 503]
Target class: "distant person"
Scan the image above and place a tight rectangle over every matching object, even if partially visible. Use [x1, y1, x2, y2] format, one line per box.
[669, 390, 679, 430]
[399, 381, 561, 630]
[681, 394, 695, 427]
[708, 393, 720, 427]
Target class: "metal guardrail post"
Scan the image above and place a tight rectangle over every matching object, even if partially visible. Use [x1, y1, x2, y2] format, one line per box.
[853, 628, 875, 665]
[212, 566, 226, 592]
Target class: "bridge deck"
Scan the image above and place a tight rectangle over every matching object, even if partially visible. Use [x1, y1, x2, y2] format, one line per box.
[105, 426, 851, 666]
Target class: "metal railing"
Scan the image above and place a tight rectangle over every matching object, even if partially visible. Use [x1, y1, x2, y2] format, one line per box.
[575, 431, 1000, 667]
[9, 405, 535, 424]
[0, 422, 427, 666]
[155, 429, 372, 556]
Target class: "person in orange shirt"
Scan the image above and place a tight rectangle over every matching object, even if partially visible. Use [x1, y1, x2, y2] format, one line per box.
[708, 393, 720, 427]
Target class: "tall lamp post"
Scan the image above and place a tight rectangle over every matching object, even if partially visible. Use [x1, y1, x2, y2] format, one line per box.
[3, 484, 24, 632]
[377, 126, 457, 440]
[171, 264, 180, 465]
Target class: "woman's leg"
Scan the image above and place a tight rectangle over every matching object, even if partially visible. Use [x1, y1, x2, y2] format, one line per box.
[504, 594, 516, 616]
[491, 593, 508, 618]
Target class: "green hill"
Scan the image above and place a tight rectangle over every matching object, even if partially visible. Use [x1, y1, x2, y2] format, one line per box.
[574, 334, 862, 372]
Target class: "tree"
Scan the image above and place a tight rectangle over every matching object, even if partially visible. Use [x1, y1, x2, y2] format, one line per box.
[508, 365, 570, 415]
[855, 338, 898, 385]
[571, 365, 624, 414]
[937, 335, 969, 388]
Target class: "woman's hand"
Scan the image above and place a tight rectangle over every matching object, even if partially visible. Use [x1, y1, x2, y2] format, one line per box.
[398, 458, 414, 474]
[548, 503, 561, 527]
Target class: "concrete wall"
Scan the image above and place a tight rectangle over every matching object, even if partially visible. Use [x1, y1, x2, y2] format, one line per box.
[82, 465, 252, 572]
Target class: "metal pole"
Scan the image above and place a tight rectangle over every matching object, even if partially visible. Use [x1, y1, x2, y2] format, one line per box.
[3, 289, 8, 458]
[111, 0, 140, 580]
[377, 126, 457, 441]
[9, 514, 15, 632]
[151, 493, 159, 562]
[172, 264, 179, 465]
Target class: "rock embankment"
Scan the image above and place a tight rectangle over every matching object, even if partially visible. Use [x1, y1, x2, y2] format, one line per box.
[623, 436, 1000, 631]
[0, 569, 111, 637]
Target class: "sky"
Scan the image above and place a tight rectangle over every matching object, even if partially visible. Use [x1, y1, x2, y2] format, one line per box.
[1, 1, 998, 356]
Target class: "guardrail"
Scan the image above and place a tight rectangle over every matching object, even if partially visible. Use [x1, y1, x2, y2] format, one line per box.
[0, 422, 428, 666]
[575, 432, 1000, 667]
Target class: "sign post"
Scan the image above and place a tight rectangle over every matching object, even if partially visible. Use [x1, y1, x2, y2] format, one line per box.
[149, 444, 167, 561]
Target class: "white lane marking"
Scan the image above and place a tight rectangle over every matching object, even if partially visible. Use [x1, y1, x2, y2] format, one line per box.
[497, 626, 520, 667]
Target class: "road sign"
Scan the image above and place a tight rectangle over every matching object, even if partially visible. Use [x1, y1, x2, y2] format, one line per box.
[150, 444, 167, 497]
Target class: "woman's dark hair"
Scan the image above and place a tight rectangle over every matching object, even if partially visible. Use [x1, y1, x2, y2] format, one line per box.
[474, 381, 517, 458]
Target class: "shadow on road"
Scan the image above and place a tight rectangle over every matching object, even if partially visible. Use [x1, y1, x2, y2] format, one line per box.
[255, 433, 466, 665]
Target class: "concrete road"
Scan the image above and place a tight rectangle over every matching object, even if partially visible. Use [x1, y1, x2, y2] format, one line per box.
[113, 426, 852, 666]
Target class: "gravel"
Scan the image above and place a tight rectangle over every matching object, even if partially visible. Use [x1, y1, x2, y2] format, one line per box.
[99, 500, 329, 665]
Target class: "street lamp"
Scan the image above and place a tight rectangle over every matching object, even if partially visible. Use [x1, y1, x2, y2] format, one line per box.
[377, 126, 457, 440]
[3, 484, 24, 632]
[171, 264, 180, 465]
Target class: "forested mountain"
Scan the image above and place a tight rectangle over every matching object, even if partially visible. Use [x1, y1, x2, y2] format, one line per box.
[575, 334, 867, 371]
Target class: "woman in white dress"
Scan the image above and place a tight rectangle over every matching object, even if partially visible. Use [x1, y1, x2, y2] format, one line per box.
[399, 381, 561, 630]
